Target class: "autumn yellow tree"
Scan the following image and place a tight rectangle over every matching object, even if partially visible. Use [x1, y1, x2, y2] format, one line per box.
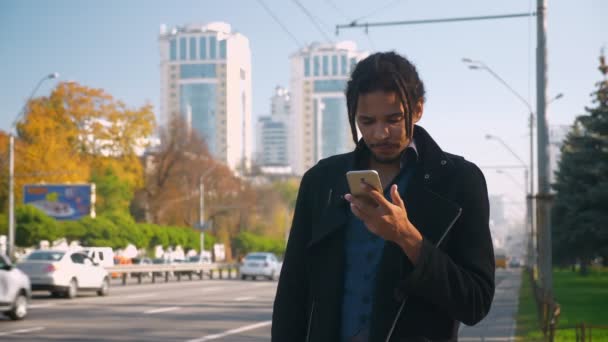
[0, 81, 155, 210]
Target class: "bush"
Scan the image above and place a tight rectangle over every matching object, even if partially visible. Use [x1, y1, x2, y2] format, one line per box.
[232, 231, 286, 258]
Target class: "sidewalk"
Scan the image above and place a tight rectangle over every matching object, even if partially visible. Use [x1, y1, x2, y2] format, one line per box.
[459, 269, 522, 342]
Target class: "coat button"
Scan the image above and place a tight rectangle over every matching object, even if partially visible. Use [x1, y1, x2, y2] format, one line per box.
[424, 174, 430, 180]
[393, 288, 405, 302]
[441, 160, 447, 166]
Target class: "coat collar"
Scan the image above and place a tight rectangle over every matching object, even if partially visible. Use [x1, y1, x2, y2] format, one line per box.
[308, 125, 460, 249]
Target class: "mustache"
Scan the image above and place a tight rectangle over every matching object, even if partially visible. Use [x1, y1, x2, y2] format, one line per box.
[369, 142, 400, 149]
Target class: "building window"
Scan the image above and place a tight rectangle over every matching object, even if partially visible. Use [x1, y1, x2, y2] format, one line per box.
[332, 55, 338, 76]
[350, 57, 357, 72]
[341, 55, 348, 75]
[313, 79, 347, 92]
[199, 37, 207, 59]
[170, 65, 176, 70]
[180, 64, 217, 78]
[180, 37, 187, 60]
[170, 39, 177, 61]
[188, 37, 196, 60]
[304, 56, 310, 77]
[209, 36, 217, 59]
[219, 40, 226, 59]
[313, 56, 320, 76]
[322, 55, 329, 76]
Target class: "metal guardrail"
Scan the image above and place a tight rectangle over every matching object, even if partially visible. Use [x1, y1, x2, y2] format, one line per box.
[104, 263, 240, 285]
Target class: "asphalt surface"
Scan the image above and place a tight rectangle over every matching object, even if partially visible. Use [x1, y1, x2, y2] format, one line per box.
[0, 269, 518, 341]
[0, 278, 276, 341]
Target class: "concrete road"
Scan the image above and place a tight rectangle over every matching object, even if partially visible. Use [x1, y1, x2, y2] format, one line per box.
[0, 278, 276, 341]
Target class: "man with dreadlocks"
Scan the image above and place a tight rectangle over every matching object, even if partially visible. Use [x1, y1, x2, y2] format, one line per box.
[272, 52, 495, 342]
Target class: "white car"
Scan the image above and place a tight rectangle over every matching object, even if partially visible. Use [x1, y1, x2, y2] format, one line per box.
[0, 254, 31, 320]
[17, 250, 110, 299]
[240, 252, 281, 280]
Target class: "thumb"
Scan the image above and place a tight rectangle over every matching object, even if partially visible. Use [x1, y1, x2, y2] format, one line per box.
[391, 184, 406, 210]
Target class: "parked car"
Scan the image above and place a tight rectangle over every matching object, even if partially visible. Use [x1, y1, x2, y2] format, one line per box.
[131, 257, 153, 278]
[111, 255, 133, 279]
[152, 258, 173, 277]
[0, 254, 31, 320]
[187, 255, 212, 277]
[239, 252, 281, 280]
[17, 250, 109, 299]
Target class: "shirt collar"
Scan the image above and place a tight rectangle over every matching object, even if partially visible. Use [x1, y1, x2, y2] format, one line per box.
[400, 138, 419, 169]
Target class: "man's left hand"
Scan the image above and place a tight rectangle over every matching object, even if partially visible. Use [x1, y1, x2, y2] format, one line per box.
[345, 182, 423, 264]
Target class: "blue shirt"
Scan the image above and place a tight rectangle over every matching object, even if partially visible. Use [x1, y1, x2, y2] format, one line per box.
[341, 145, 418, 341]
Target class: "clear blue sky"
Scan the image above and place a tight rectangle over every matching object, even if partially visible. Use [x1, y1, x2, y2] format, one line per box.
[0, 0, 606, 218]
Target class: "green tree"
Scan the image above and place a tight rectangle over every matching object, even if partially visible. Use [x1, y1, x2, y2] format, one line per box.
[15, 205, 63, 247]
[91, 167, 133, 215]
[552, 51, 608, 274]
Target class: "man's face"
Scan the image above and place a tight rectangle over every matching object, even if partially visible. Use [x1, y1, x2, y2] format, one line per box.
[355, 91, 422, 164]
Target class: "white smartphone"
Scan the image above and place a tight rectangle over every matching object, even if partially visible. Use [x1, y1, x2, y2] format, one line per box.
[346, 170, 383, 197]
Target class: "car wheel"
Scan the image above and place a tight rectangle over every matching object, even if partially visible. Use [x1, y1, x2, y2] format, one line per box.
[65, 279, 78, 299]
[241, 274, 247, 280]
[267, 270, 276, 281]
[51, 291, 62, 298]
[97, 277, 110, 296]
[252, 275, 257, 281]
[8, 293, 27, 320]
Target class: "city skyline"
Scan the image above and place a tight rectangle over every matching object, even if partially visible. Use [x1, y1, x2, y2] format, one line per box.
[1, 0, 605, 204]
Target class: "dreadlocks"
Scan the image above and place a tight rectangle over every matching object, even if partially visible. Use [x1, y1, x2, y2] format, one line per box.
[345, 52, 426, 144]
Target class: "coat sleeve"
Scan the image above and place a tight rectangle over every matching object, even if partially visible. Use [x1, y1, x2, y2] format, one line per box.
[272, 169, 314, 341]
[401, 162, 495, 326]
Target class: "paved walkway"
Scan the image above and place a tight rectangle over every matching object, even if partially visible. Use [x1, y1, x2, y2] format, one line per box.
[459, 268, 522, 342]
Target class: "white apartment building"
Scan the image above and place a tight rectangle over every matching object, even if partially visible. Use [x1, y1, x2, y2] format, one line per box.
[289, 41, 367, 175]
[256, 86, 291, 168]
[159, 22, 252, 171]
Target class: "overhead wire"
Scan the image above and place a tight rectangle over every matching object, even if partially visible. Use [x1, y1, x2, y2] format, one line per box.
[292, 0, 333, 43]
[256, 0, 304, 48]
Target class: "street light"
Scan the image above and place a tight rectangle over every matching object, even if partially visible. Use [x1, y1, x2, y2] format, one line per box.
[463, 57, 564, 195]
[7, 73, 59, 260]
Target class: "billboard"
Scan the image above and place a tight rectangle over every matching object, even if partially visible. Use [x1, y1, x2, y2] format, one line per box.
[23, 184, 96, 220]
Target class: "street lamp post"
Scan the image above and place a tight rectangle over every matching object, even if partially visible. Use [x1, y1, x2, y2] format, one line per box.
[7, 73, 59, 260]
[464, 58, 563, 282]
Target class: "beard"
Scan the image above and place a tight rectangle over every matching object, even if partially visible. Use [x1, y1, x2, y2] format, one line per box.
[371, 151, 401, 164]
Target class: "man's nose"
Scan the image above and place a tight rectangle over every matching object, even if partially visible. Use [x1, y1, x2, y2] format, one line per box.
[373, 124, 390, 139]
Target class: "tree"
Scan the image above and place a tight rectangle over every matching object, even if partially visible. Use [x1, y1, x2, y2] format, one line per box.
[552, 51, 608, 274]
[0, 81, 155, 207]
[91, 167, 133, 215]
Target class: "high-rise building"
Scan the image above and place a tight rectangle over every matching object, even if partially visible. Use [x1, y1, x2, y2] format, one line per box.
[289, 42, 367, 175]
[256, 86, 290, 168]
[159, 22, 252, 171]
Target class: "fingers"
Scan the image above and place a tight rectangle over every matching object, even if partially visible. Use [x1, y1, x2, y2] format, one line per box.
[360, 181, 389, 208]
[390, 184, 406, 210]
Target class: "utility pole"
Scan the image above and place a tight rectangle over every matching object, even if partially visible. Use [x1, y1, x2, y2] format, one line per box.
[199, 177, 205, 253]
[535, 0, 553, 301]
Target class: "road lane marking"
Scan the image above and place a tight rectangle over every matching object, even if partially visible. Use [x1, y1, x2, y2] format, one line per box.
[186, 320, 272, 342]
[29, 303, 56, 309]
[234, 296, 256, 301]
[0, 327, 46, 337]
[144, 306, 180, 314]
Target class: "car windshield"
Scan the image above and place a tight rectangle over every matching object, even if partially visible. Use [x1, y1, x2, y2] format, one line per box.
[246, 255, 268, 261]
[26, 251, 65, 261]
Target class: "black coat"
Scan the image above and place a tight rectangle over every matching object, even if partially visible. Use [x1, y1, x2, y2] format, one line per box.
[272, 126, 495, 342]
